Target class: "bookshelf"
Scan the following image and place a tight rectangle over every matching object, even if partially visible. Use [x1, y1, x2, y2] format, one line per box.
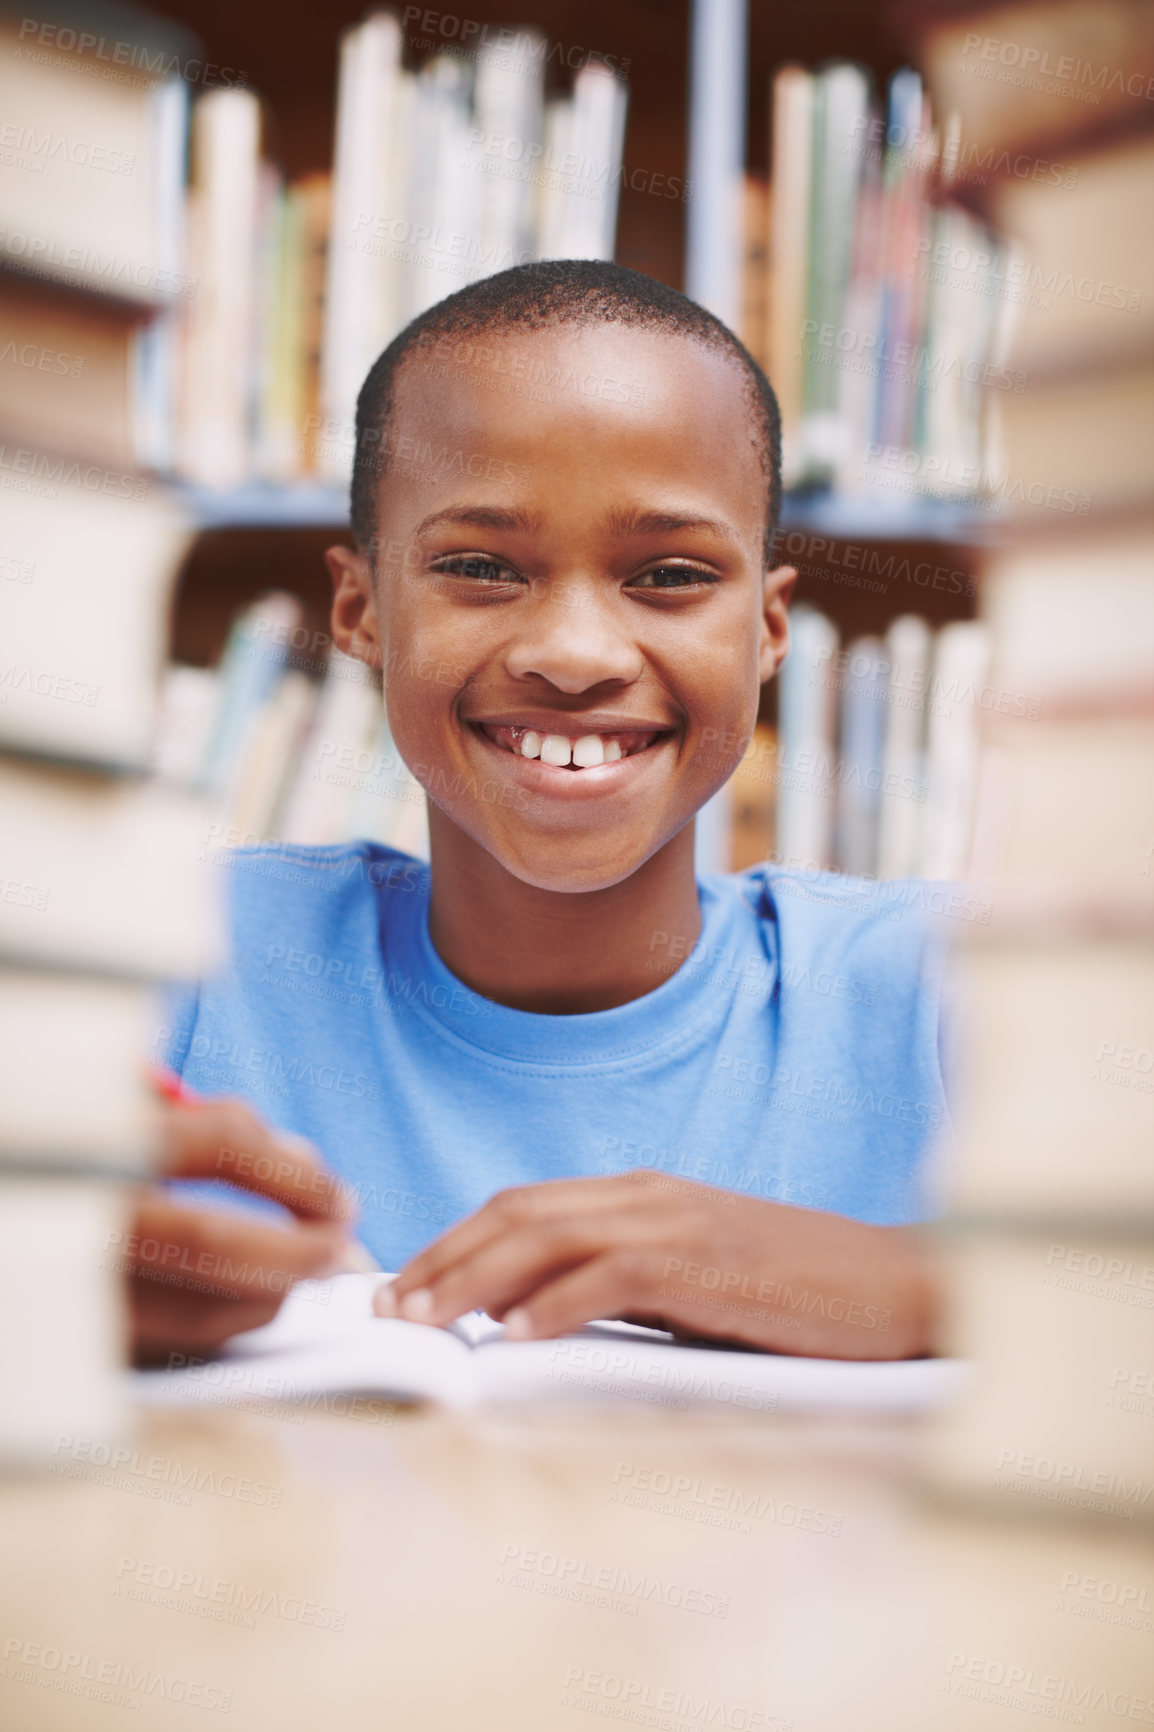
[123, 0, 1008, 883]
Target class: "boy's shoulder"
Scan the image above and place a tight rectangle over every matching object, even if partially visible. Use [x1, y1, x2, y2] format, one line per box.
[748, 863, 990, 934]
[209, 840, 428, 942]
[729, 862, 976, 1002]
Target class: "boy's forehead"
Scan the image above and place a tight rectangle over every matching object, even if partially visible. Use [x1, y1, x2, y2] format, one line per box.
[385, 323, 763, 521]
[393, 323, 752, 452]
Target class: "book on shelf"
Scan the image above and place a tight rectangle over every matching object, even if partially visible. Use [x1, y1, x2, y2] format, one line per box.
[0, 15, 191, 308]
[154, 595, 429, 860]
[35, 13, 629, 494]
[766, 60, 1009, 506]
[775, 606, 989, 881]
[318, 14, 628, 479]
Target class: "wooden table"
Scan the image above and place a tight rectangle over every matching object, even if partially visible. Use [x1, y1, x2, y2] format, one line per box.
[1, 1399, 1150, 1731]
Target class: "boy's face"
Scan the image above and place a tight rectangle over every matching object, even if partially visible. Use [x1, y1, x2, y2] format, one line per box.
[328, 323, 794, 894]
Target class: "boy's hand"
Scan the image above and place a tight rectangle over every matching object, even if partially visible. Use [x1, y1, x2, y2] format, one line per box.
[375, 1171, 937, 1360]
[126, 1096, 356, 1365]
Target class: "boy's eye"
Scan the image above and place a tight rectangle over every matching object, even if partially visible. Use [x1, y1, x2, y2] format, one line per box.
[629, 565, 718, 590]
[434, 555, 520, 584]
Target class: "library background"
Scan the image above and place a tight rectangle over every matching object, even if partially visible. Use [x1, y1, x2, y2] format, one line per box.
[0, 0, 1153, 1724]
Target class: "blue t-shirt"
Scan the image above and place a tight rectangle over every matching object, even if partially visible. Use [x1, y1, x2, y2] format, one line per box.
[164, 844, 953, 1268]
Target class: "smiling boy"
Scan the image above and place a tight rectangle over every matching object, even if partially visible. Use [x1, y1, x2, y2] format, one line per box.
[143, 261, 945, 1364]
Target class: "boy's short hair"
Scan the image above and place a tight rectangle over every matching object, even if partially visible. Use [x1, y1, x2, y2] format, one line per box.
[351, 258, 782, 563]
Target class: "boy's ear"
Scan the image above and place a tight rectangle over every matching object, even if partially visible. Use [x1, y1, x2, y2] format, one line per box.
[758, 565, 798, 685]
[326, 544, 383, 670]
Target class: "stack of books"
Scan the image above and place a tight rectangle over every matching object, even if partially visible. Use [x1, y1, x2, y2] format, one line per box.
[917, 0, 1154, 1524]
[758, 61, 1011, 505]
[0, 20, 219, 1459]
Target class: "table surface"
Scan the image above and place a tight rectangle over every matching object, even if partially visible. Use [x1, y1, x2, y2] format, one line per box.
[1, 1397, 1151, 1732]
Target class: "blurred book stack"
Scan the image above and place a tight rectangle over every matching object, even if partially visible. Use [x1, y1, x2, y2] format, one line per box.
[758, 60, 1015, 508]
[915, 0, 1154, 1524]
[0, 15, 219, 1459]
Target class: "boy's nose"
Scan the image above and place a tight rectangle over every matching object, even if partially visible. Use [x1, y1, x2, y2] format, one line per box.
[503, 584, 644, 693]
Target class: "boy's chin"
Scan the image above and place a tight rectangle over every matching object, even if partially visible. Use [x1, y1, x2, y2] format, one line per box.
[485, 831, 669, 896]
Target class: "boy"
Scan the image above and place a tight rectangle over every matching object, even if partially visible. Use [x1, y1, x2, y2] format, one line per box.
[135, 262, 945, 1364]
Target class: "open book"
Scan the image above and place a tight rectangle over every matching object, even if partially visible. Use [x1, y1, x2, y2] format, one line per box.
[136, 1274, 967, 1415]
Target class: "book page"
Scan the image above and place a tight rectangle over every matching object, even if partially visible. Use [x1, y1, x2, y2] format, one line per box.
[134, 1274, 967, 1416]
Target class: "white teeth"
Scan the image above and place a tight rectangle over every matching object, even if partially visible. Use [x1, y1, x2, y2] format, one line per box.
[520, 730, 542, 759]
[539, 733, 573, 767]
[603, 739, 623, 762]
[572, 734, 605, 768]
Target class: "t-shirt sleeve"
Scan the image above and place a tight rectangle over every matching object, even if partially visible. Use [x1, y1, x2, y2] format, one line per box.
[157, 980, 200, 1077]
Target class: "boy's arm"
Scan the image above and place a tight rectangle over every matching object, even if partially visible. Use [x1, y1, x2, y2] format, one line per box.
[127, 1097, 356, 1364]
[376, 1171, 939, 1361]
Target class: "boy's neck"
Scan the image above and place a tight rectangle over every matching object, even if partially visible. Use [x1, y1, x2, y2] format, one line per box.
[424, 815, 703, 1014]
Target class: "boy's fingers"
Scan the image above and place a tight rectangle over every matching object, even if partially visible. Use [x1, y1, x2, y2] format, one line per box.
[500, 1248, 664, 1341]
[128, 1198, 351, 1303]
[392, 1209, 670, 1328]
[392, 1176, 668, 1300]
[161, 1097, 357, 1224]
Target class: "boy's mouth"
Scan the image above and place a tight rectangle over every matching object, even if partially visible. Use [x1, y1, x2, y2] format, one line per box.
[474, 723, 667, 770]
